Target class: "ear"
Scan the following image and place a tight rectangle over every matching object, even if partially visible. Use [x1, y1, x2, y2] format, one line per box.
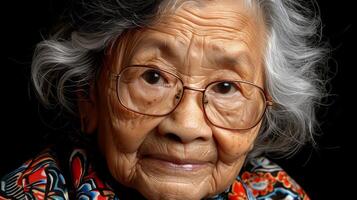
[248, 143, 255, 152]
[263, 87, 274, 106]
[77, 84, 98, 134]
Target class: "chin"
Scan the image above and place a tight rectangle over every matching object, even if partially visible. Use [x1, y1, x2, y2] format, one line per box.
[127, 157, 219, 200]
[135, 180, 211, 200]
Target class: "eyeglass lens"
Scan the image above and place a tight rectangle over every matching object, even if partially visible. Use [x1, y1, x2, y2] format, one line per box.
[116, 66, 266, 129]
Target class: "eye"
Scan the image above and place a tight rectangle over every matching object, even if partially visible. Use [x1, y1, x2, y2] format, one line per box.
[212, 81, 238, 94]
[141, 69, 165, 85]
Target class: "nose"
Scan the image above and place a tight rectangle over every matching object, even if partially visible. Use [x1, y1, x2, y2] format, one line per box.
[157, 89, 212, 144]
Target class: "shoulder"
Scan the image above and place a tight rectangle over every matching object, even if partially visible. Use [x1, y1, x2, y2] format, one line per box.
[0, 148, 69, 199]
[0, 147, 119, 200]
[232, 157, 310, 200]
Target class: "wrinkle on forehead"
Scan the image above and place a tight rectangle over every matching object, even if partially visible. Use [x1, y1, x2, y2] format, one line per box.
[155, 1, 258, 38]
[113, 0, 266, 86]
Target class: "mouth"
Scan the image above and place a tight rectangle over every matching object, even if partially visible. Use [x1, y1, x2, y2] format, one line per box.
[140, 154, 213, 172]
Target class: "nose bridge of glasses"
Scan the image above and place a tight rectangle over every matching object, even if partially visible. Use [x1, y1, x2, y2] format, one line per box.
[174, 85, 206, 111]
[183, 85, 205, 93]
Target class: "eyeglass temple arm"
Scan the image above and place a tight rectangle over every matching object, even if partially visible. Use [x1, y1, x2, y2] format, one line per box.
[266, 100, 274, 106]
[109, 71, 121, 79]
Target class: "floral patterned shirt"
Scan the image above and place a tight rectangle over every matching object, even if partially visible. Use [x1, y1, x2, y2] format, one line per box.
[0, 147, 309, 200]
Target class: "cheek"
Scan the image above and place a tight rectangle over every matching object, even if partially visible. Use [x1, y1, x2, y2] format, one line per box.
[212, 124, 260, 164]
[99, 90, 163, 153]
[96, 88, 164, 184]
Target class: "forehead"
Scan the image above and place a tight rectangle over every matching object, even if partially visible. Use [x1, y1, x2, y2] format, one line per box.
[153, 0, 265, 38]
[149, 0, 264, 56]
[113, 0, 267, 83]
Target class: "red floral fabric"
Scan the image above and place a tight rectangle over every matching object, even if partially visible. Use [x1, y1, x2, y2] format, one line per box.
[1, 148, 309, 200]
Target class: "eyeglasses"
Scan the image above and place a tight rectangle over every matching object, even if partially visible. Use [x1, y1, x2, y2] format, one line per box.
[110, 65, 273, 130]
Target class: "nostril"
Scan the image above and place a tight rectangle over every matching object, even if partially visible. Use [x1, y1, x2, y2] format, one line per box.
[165, 133, 182, 143]
[164, 132, 207, 143]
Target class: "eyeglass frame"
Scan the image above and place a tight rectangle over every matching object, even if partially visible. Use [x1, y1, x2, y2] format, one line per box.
[109, 64, 274, 130]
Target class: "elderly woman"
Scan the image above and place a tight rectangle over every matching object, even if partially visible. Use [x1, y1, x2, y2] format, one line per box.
[0, 0, 327, 199]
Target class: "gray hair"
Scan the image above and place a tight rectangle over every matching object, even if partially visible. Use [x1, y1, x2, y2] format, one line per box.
[31, 0, 328, 158]
[249, 0, 328, 158]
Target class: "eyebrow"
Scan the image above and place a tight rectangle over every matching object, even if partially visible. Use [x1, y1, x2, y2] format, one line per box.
[138, 37, 253, 76]
[206, 47, 253, 81]
[210, 41, 254, 65]
[215, 52, 253, 69]
[157, 39, 178, 59]
[215, 55, 239, 67]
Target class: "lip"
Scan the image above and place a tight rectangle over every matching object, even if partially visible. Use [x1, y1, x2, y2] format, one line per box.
[141, 154, 212, 171]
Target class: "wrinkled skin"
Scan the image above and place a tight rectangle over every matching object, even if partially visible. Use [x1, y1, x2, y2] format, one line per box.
[79, 0, 267, 199]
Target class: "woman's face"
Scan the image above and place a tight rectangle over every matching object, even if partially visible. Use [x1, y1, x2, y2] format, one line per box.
[81, 0, 267, 199]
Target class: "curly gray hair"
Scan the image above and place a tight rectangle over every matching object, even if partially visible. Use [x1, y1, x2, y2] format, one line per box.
[31, 0, 328, 158]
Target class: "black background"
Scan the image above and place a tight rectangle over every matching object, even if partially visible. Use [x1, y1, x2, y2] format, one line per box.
[0, 1, 355, 199]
